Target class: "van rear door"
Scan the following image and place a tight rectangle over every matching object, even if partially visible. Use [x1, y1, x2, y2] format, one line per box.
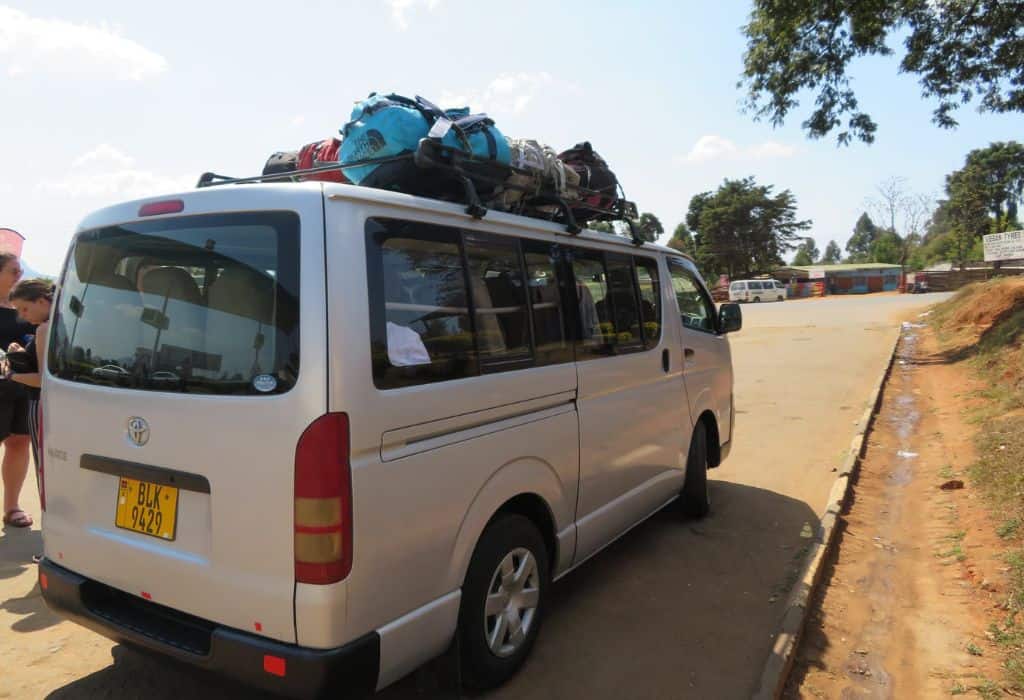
[43, 189, 326, 643]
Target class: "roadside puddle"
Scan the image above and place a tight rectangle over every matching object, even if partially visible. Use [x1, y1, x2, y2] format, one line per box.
[838, 323, 922, 697]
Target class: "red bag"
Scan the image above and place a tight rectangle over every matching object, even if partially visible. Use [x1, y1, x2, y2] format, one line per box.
[297, 138, 349, 183]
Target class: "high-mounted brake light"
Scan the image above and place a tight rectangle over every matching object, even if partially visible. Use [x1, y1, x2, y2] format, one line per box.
[294, 413, 352, 585]
[138, 199, 184, 217]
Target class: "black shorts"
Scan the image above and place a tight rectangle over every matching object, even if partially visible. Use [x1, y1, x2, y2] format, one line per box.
[0, 395, 30, 442]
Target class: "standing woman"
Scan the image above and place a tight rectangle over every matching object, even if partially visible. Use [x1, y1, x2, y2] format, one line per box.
[8, 279, 53, 489]
[0, 254, 34, 528]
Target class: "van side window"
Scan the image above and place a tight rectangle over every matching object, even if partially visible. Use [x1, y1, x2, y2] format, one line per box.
[668, 258, 717, 334]
[571, 252, 611, 355]
[523, 242, 572, 366]
[604, 254, 644, 349]
[463, 233, 531, 371]
[634, 256, 661, 349]
[368, 220, 477, 388]
[571, 249, 647, 358]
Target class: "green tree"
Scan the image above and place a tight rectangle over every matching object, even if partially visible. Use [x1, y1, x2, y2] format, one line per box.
[667, 222, 696, 256]
[792, 237, 820, 266]
[951, 142, 1024, 224]
[869, 229, 903, 264]
[685, 177, 811, 278]
[634, 212, 664, 242]
[845, 213, 877, 262]
[589, 221, 615, 233]
[822, 240, 842, 264]
[741, 1, 1024, 144]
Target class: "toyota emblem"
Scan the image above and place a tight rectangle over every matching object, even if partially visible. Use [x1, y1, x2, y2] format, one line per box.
[127, 417, 150, 447]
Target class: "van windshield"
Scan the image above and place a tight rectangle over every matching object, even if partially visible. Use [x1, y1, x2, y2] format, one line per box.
[48, 212, 300, 396]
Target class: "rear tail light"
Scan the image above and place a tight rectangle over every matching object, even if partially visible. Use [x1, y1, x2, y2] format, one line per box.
[37, 403, 45, 511]
[294, 413, 352, 584]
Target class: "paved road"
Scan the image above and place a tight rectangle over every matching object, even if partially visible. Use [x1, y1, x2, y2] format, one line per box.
[0, 293, 949, 700]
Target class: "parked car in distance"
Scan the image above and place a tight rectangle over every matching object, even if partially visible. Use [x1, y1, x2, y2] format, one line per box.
[728, 279, 786, 303]
[90, 364, 130, 381]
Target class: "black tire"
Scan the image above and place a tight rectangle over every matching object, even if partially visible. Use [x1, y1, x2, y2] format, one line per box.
[777, 296, 784, 302]
[459, 514, 549, 691]
[680, 422, 711, 518]
[753, 296, 761, 303]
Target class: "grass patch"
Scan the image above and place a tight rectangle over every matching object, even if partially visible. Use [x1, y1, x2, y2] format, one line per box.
[998, 520, 1021, 540]
[968, 642, 984, 656]
[940, 464, 956, 479]
[977, 678, 1002, 699]
[950, 680, 968, 694]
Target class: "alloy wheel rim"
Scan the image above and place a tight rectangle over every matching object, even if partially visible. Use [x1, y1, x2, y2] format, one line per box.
[484, 547, 540, 658]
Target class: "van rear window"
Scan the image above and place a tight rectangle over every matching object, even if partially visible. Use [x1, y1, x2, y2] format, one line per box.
[49, 212, 300, 395]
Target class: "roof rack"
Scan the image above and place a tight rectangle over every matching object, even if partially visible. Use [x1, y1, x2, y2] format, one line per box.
[196, 139, 646, 245]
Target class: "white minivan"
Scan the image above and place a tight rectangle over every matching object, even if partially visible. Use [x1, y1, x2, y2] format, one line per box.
[728, 278, 786, 303]
[38, 181, 740, 698]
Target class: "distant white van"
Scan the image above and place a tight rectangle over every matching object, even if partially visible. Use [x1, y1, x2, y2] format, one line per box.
[39, 181, 741, 698]
[729, 279, 786, 303]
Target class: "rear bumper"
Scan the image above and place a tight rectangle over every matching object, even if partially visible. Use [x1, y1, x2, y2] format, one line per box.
[39, 559, 379, 700]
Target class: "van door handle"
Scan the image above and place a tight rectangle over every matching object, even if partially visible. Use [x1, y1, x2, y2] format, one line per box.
[661, 349, 670, 373]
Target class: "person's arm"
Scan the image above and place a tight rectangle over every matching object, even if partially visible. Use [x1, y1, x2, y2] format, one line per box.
[10, 322, 47, 389]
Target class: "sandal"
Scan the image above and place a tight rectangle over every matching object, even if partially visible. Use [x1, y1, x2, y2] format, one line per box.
[2, 509, 33, 528]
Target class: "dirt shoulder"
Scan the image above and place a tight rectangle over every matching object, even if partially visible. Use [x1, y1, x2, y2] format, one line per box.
[786, 312, 1020, 697]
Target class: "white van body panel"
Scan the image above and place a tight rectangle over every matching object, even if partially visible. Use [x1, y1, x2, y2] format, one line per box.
[573, 254, 689, 564]
[321, 196, 580, 655]
[43, 184, 328, 643]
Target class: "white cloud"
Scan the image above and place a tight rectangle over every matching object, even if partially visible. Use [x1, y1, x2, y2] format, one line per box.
[72, 143, 135, 169]
[290, 114, 306, 128]
[682, 134, 797, 164]
[438, 72, 581, 116]
[0, 5, 167, 81]
[37, 144, 192, 199]
[388, 0, 442, 31]
[746, 141, 797, 159]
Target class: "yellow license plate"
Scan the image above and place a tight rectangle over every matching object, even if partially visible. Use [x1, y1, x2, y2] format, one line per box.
[114, 477, 179, 541]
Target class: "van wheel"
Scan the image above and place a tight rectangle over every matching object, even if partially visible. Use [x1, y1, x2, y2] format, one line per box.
[680, 422, 710, 518]
[777, 295, 784, 301]
[753, 296, 761, 303]
[459, 514, 549, 691]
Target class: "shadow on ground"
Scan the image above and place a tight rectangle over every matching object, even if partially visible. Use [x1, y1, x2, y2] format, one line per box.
[41, 481, 817, 700]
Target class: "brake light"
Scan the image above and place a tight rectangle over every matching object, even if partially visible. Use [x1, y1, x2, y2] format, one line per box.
[138, 199, 184, 217]
[37, 403, 44, 511]
[294, 413, 352, 584]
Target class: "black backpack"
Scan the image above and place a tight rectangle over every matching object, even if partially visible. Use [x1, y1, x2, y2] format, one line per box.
[262, 151, 299, 178]
[558, 142, 620, 222]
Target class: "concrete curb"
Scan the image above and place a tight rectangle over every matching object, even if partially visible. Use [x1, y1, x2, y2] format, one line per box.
[751, 328, 903, 700]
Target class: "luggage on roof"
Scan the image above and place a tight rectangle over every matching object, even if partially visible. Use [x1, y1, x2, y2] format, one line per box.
[207, 95, 643, 242]
[558, 142, 620, 224]
[339, 93, 510, 201]
[297, 138, 348, 183]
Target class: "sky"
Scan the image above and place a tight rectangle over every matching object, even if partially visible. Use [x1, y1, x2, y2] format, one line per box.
[1, 0, 1021, 275]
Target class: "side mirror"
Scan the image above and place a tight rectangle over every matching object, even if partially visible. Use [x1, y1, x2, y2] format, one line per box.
[719, 303, 742, 333]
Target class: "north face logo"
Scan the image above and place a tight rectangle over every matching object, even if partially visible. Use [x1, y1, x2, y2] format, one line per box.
[347, 129, 386, 161]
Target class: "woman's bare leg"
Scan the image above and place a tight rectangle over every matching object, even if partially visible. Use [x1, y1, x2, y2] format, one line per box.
[2, 435, 31, 515]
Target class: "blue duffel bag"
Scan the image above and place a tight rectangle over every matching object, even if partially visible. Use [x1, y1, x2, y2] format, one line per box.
[339, 93, 511, 198]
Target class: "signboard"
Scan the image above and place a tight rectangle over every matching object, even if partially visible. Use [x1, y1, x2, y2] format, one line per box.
[984, 229, 1024, 262]
[807, 267, 826, 279]
[0, 228, 24, 257]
